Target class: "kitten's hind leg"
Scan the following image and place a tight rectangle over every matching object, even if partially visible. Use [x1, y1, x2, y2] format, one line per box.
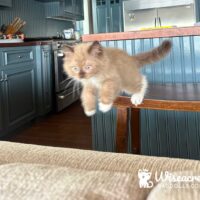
[99, 79, 120, 113]
[126, 76, 148, 106]
[81, 84, 97, 116]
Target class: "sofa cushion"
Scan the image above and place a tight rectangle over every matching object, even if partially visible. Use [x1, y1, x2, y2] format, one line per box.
[0, 163, 135, 200]
[1, 141, 200, 200]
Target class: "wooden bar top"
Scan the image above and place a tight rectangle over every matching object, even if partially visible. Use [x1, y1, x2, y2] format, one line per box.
[114, 83, 200, 112]
[82, 26, 200, 42]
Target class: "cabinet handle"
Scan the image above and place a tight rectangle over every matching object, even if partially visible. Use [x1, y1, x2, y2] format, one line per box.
[4, 74, 8, 82]
[0, 71, 4, 82]
[158, 17, 162, 27]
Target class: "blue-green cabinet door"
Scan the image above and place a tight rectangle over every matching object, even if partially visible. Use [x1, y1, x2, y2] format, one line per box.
[109, 0, 123, 32]
[41, 47, 53, 114]
[0, 0, 12, 7]
[196, 0, 200, 21]
[73, 0, 84, 19]
[93, 0, 123, 33]
[64, 0, 73, 13]
[3, 65, 37, 132]
[93, 0, 109, 33]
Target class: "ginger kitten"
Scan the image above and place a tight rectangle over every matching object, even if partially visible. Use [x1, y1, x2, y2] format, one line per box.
[63, 40, 172, 116]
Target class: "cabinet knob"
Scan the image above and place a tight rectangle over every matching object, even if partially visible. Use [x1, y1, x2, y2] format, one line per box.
[18, 55, 22, 58]
[58, 95, 66, 99]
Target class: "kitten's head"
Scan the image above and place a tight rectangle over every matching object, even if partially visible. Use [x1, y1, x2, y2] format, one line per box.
[63, 41, 103, 81]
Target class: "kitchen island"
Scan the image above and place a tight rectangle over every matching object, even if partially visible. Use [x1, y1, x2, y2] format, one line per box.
[82, 27, 200, 160]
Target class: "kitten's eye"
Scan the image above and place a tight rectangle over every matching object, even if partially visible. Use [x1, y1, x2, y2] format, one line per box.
[84, 65, 93, 72]
[72, 66, 80, 73]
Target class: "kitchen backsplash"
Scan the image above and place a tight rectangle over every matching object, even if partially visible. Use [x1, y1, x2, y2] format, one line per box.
[0, 0, 73, 37]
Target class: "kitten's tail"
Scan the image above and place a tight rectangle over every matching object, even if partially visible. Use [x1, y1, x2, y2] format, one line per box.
[134, 40, 172, 67]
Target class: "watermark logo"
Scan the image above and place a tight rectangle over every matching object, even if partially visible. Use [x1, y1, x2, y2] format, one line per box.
[138, 169, 200, 189]
[138, 169, 154, 188]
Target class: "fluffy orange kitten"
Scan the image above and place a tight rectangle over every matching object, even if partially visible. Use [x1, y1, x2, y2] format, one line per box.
[63, 40, 172, 116]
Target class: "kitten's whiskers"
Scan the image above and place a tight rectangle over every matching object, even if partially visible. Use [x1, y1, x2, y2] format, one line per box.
[65, 79, 75, 89]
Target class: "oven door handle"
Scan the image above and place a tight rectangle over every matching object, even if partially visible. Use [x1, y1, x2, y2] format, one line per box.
[58, 95, 68, 99]
[57, 52, 64, 57]
[58, 88, 81, 100]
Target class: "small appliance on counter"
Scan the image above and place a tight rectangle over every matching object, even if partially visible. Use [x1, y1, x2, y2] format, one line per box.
[63, 28, 74, 39]
[63, 28, 81, 41]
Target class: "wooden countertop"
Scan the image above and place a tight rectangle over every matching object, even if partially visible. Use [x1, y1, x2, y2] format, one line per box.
[114, 83, 200, 112]
[114, 83, 200, 154]
[0, 41, 52, 47]
[82, 26, 200, 42]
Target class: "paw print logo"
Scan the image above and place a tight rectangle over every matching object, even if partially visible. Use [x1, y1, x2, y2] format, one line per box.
[138, 169, 154, 188]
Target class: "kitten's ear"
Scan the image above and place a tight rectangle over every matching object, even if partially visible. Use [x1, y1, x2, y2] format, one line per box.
[62, 45, 74, 56]
[88, 41, 103, 57]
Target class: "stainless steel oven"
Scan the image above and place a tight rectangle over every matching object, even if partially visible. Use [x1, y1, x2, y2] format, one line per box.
[53, 41, 81, 112]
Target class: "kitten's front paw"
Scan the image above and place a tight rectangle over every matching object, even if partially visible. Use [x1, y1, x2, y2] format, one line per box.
[99, 102, 113, 113]
[85, 110, 96, 117]
[131, 93, 144, 106]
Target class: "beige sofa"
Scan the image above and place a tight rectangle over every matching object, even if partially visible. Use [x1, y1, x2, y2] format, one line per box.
[0, 141, 200, 200]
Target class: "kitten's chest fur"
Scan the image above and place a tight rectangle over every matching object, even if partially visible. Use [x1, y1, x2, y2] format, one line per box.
[81, 77, 101, 89]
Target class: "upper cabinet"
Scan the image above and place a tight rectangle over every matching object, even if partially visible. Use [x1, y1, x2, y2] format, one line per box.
[73, 0, 84, 17]
[0, 0, 12, 7]
[45, 0, 84, 21]
[93, 0, 123, 33]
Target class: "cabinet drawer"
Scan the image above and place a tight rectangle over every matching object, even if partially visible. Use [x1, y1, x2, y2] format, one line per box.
[3, 49, 34, 66]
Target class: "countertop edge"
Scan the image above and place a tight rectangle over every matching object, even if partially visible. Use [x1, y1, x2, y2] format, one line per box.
[0, 41, 53, 48]
[82, 26, 200, 42]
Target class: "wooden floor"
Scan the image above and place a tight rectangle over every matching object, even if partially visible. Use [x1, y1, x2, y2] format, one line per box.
[8, 101, 92, 150]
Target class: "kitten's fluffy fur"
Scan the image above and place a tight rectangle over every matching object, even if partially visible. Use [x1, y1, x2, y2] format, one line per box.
[63, 40, 172, 116]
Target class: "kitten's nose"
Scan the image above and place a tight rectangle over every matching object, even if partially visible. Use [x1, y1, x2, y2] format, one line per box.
[79, 71, 85, 78]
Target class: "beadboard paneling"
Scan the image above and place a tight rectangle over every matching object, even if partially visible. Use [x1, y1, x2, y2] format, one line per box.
[0, 0, 72, 37]
[92, 37, 200, 160]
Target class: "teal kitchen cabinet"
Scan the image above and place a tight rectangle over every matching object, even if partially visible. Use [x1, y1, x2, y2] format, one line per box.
[36, 45, 53, 116]
[0, 46, 37, 136]
[45, 0, 84, 20]
[93, 0, 123, 33]
[93, 0, 108, 33]
[0, 44, 54, 136]
[0, 0, 12, 7]
[2, 66, 36, 134]
[196, 0, 200, 21]
[64, 0, 73, 13]
[64, 0, 84, 20]
[73, 0, 84, 18]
